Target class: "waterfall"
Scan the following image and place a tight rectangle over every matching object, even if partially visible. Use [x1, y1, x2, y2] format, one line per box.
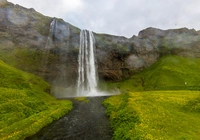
[77, 30, 98, 96]
[46, 18, 56, 49]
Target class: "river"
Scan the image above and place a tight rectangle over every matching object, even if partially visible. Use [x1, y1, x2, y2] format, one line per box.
[25, 97, 113, 140]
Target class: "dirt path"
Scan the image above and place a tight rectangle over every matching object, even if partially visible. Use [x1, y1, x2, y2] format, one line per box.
[26, 97, 113, 140]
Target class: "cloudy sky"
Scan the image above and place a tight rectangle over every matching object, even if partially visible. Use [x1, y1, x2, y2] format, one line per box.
[8, 0, 200, 38]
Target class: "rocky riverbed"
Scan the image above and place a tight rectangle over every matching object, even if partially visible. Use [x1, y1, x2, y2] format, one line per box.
[25, 97, 113, 140]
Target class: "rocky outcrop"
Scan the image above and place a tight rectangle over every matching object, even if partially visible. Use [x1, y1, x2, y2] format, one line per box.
[138, 27, 200, 57]
[97, 27, 200, 81]
[0, 0, 7, 5]
[1, 1, 200, 94]
[0, 1, 80, 88]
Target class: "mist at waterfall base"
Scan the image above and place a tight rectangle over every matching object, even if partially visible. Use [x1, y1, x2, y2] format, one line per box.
[45, 19, 120, 98]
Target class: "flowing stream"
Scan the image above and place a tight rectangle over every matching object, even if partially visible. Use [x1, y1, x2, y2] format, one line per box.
[25, 97, 113, 140]
[25, 29, 114, 139]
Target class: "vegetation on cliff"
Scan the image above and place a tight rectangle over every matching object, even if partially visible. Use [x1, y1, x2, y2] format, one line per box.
[102, 55, 200, 92]
[0, 60, 72, 140]
[0, 47, 59, 75]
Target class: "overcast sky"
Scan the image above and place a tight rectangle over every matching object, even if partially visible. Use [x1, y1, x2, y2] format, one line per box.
[8, 0, 200, 38]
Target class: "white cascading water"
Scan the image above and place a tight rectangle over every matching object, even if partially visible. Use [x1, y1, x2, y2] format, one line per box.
[77, 30, 98, 96]
[46, 18, 56, 49]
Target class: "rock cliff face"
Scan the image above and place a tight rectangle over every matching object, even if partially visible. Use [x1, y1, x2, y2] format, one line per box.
[0, 1, 80, 89]
[1, 1, 200, 95]
[95, 27, 200, 80]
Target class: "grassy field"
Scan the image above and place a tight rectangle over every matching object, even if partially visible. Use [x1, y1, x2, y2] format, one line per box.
[0, 60, 72, 140]
[103, 55, 200, 139]
[103, 91, 200, 140]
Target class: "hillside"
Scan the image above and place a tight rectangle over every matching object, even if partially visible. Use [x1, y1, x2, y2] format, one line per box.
[102, 55, 200, 139]
[0, 60, 72, 140]
[102, 55, 200, 92]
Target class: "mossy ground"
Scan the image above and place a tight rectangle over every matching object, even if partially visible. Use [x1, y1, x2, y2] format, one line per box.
[0, 60, 72, 140]
[103, 91, 200, 140]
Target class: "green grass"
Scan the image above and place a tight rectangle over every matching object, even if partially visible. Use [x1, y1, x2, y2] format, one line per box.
[103, 91, 200, 140]
[0, 60, 72, 140]
[101, 55, 200, 92]
[103, 55, 200, 139]
[74, 97, 90, 103]
[0, 47, 58, 75]
[0, 58, 49, 91]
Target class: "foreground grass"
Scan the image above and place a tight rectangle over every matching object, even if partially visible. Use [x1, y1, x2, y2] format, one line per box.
[0, 60, 72, 140]
[103, 91, 200, 140]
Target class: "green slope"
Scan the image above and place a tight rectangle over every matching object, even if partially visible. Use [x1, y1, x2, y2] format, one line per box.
[103, 55, 200, 92]
[0, 60, 72, 140]
[0, 58, 49, 91]
[103, 55, 200, 139]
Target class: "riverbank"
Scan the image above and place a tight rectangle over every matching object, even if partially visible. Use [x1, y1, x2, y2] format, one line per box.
[26, 97, 113, 140]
